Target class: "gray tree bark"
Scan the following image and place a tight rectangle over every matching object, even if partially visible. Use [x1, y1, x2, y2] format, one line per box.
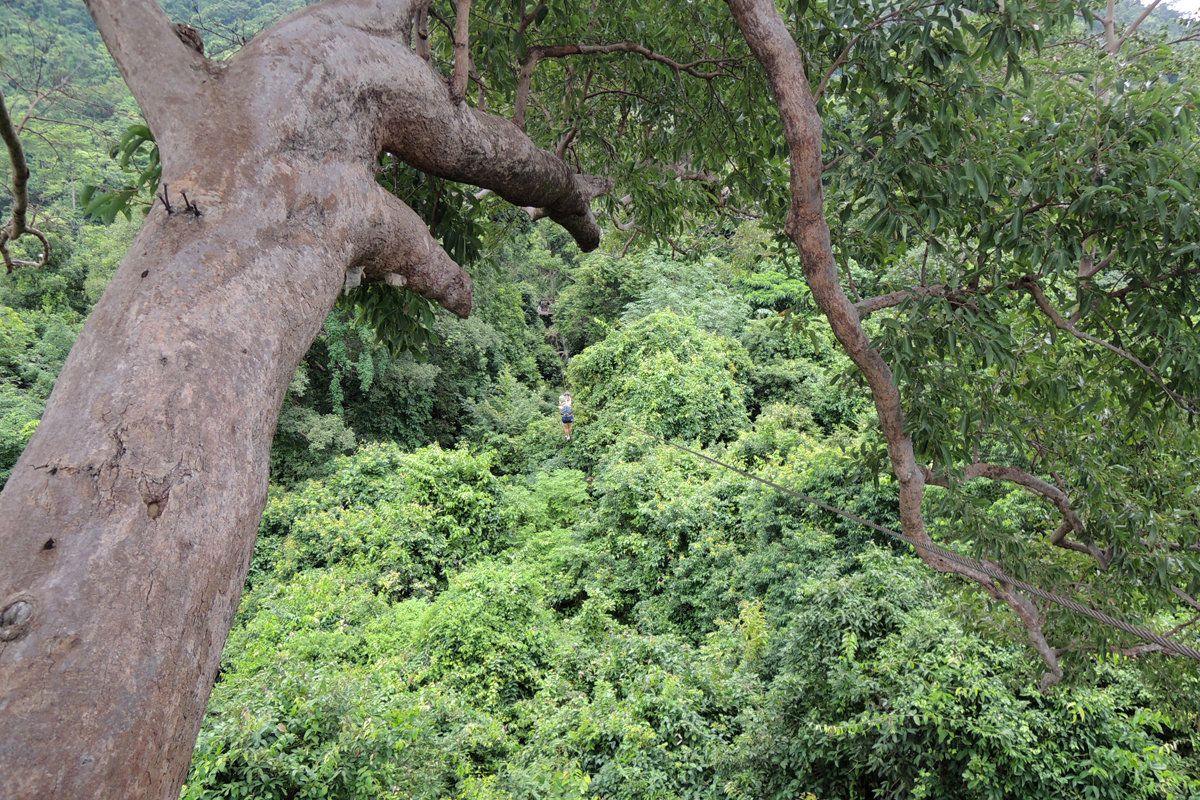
[0, 1, 604, 797]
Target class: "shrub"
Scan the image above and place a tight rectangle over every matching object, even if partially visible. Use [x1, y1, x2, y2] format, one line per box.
[567, 309, 751, 447]
[254, 443, 513, 597]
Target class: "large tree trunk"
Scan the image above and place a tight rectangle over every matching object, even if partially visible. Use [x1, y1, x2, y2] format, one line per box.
[0, 183, 347, 800]
[0, 1, 603, 796]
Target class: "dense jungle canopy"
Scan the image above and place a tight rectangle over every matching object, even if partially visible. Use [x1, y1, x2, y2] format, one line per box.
[1, 0, 1200, 797]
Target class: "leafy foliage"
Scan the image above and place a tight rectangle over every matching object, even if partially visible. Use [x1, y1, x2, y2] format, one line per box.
[255, 442, 513, 597]
[567, 309, 751, 447]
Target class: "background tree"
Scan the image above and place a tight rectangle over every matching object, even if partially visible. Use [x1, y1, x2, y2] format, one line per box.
[725, 0, 1200, 686]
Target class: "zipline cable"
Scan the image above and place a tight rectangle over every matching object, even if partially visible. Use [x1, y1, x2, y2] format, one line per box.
[620, 421, 1200, 663]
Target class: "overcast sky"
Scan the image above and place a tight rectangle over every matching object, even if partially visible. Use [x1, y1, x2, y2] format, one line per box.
[1151, 0, 1200, 18]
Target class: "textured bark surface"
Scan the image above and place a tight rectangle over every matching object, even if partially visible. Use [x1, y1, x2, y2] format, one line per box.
[0, 1, 604, 797]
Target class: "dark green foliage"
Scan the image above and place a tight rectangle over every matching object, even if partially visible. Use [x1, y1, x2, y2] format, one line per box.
[735, 550, 1200, 800]
[0, 382, 40, 486]
[269, 366, 360, 486]
[183, 657, 471, 800]
[740, 315, 867, 429]
[0, 235, 88, 315]
[551, 254, 649, 356]
[80, 124, 158, 223]
[462, 369, 563, 475]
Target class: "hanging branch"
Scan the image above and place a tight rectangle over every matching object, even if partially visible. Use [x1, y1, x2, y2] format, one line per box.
[1020, 275, 1197, 413]
[0, 88, 48, 272]
[514, 42, 736, 129]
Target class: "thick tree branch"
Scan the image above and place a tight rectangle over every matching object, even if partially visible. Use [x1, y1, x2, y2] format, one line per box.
[261, 5, 610, 251]
[352, 186, 473, 317]
[726, 0, 1063, 685]
[415, 2, 431, 60]
[451, 0, 472, 101]
[373, 51, 609, 249]
[81, 0, 205, 149]
[1102, 0, 1119, 54]
[1172, 587, 1200, 613]
[0, 88, 48, 271]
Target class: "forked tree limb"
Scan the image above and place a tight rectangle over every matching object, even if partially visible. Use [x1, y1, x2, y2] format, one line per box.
[0, 88, 48, 271]
[0, 2, 613, 795]
[81, 0, 206, 153]
[922, 462, 1110, 567]
[725, 0, 1063, 685]
[266, 2, 611, 253]
[1113, 0, 1163, 53]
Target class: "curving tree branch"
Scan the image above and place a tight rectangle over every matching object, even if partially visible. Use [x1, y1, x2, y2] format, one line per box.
[726, 0, 1064, 686]
[922, 462, 1110, 567]
[0, 88, 48, 272]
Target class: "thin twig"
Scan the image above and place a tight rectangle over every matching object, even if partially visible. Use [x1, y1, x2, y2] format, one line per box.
[1021, 275, 1197, 412]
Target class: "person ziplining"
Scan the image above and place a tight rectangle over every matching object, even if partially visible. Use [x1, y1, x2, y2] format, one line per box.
[559, 391, 574, 440]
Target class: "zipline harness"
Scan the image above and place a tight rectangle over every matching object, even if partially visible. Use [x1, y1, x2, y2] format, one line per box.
[621, 421, 1200, 663]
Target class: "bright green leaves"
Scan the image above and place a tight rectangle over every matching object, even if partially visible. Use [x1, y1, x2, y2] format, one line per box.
[256, 442, 513, 596]
[79, 124, 159, 224]
[567, 309, 751, 446]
